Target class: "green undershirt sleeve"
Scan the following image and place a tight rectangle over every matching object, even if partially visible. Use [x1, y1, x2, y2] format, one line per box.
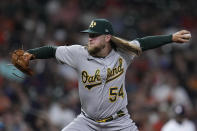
[136, 35, 173, 51]
[26, 45, 57, 59]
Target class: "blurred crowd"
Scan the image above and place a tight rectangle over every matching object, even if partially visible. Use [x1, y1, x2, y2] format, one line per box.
[0, 0, 197, 131]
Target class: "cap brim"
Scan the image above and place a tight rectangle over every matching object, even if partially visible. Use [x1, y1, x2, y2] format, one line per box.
[80, 29, 101, 34]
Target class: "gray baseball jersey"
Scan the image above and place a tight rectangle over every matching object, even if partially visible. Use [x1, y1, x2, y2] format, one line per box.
[55, 40, 140, 121]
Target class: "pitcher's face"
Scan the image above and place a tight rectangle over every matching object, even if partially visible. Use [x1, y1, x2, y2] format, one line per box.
[87, 34, 106, 55]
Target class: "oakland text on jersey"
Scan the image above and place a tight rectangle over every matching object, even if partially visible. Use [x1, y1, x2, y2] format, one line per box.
[106, 58, 124, 83]
[81, 57, 124, 90]
[81, 69, 102, 90]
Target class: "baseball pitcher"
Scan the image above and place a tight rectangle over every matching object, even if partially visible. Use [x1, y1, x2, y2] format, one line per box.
[11, 19, 191, 131]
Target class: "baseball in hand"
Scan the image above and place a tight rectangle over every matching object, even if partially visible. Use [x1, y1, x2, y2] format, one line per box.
[172, 30, 191, 43]
[183, 33, 191, 40]
[184, 33, 191, 38]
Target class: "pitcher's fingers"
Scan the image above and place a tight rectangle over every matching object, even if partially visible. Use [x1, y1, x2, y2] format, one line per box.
[181, 34, 191, 39]
[180, 30, 190, 35]
[178, 38, 190, 43]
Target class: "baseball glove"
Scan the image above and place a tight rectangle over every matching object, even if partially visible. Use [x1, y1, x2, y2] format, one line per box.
[11, 49, 35, 76]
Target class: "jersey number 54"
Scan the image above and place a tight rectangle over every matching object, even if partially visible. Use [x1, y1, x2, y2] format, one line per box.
[109, 84, 124, 103]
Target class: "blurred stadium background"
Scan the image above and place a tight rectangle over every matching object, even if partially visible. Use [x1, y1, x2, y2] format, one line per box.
[0, 0, 197, 130]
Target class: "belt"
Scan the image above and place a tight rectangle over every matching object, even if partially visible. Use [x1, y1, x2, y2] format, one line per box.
[82, 110, 125, 123]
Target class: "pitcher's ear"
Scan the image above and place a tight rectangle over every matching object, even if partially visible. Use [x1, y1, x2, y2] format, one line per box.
[105, 34, 112, 42]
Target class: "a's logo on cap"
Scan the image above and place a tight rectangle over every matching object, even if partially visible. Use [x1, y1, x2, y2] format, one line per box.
[89, 21, 96, 28]
[105, 29, 109, 32]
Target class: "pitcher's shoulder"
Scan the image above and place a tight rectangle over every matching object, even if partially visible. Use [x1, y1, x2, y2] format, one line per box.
[73, 44, 87, 52]
[61, 44, 85, 51]
[67, 44, 88, 55]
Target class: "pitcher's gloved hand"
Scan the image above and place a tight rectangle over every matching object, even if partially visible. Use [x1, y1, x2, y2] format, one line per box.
[11, 49, 35, 76]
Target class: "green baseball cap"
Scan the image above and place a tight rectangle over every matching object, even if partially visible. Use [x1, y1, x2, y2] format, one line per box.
[81, 19, 114, 35]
